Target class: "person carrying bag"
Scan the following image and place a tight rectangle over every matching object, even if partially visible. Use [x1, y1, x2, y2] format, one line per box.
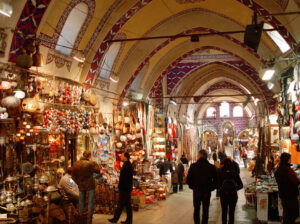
[218, 158, 243, 224]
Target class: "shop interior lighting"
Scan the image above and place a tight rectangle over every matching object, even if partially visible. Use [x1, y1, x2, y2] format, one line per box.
[122, 101, 129, 107]
[267, 82, 274, 90]
[262, 69, 275, 80]
[109, 74, 119, 83]
[0, 2, 13, 17]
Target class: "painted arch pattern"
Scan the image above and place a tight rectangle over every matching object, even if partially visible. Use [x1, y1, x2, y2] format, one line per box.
[8, 0, 52, 62]
[39, 0, 95, 55]
[149, 47, 276, 112]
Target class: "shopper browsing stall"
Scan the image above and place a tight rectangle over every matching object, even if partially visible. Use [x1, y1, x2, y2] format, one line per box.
[275, 153, 300, 224]
[72, 150, 100, 224]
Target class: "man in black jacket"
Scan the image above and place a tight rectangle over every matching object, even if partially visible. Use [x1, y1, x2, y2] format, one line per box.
[275, 153, 300, 224]
[187, 150, 217, 224]
[108, 152, 133, 224]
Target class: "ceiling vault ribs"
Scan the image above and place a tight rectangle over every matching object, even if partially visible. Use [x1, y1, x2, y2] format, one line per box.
[83, 0, 297, 85]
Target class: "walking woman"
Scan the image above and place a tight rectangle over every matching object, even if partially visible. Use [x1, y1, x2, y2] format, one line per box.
[218, 158, 243, 224]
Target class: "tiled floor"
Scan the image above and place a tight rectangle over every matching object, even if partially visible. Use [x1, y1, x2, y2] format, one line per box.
[93, 167, 257, 224]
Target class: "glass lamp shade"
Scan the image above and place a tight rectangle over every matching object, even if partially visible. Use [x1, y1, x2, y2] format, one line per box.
[14, 90, 25, 99]
[0, 81, 11, 90]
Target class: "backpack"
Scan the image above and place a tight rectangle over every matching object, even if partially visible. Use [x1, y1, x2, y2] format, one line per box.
[220, 173, 237, 195]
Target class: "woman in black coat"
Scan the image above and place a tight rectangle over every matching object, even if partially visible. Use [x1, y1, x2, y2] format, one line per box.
[218, 158, 243, 224]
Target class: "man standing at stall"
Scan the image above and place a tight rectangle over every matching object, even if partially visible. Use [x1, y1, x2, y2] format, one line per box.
[108, 151, 133, 224]
[275, 152, 300, 224]
[187, 150, 217, 224]
[72, 150, 100, 224]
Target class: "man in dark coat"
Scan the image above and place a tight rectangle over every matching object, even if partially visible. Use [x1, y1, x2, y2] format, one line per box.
[180, 154, 189, 165]
[109, 152, 133, 224]
[177, 160, 185, 191]
[187, 150, 217, 224]
[212, 150, 218, 163]
[159, 157, 173, 177]
[218, 158, 243, 224]
[72, 150, 100, 224]
[275, 153, 300, 224]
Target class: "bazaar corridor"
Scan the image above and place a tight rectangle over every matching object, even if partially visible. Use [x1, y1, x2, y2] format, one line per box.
[93, 167, 256, 224]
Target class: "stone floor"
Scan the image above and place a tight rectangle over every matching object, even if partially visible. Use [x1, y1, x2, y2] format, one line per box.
[93, 166, 257, 224]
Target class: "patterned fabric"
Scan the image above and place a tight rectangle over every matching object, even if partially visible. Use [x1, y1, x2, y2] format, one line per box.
[9, 0, 52, 62]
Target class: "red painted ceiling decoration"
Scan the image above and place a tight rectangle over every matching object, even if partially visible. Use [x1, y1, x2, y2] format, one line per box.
[9, 0, 52, 62]
[203, 81, 246, 96]
[84, 0, 153, 85]
[148, 46, 276, 112]
[39, 0, 95, 55]
[119, 26, 263, 101]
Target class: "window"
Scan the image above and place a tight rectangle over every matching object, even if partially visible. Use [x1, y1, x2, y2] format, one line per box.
[233, 106, 243, 117]
[55, 3, 88, 55]
[206, 107, 216, 117]
[220, 102, 229, 117]
[99, 42, 121, 79]
[264, 23, 291, 53]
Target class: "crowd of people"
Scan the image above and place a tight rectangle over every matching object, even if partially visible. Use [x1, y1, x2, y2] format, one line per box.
[56, 147, 300, 224]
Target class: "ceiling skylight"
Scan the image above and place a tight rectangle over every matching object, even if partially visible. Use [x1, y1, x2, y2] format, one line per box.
[264, 23, 291, 53]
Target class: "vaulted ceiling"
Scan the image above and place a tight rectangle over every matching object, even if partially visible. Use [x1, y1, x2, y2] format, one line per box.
[2, 0, 300, 123]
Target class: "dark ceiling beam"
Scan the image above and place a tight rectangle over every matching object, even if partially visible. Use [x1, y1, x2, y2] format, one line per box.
[150, 93, 267, 99]
[108, 29, 279, 43]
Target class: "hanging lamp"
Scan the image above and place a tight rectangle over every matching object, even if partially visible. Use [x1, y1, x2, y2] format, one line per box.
[32, 44, 44, 67]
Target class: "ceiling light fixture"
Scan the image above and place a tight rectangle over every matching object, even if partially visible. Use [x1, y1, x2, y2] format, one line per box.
[190, 34, 199, 42]
[170, 98, 177, 105]
[0, 2, 12, 17]
[109, 74, 119, 83]
[267, 82, 274, 90]
[262, 69, 275, 80]
[73, 55, 85, 63]
[122, 101, 129, 107]
[72, 50, 85, 63]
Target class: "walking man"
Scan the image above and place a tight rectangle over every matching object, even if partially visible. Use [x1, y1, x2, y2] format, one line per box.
[109, 152, 134, 224]
[178, 160, 185, 191]
[275, 153, 300, 224]
[233, 147, 240, 164]
[187, 150, 217, 224]
[72, 150, 100, 224]
[241, 147, 248, 168]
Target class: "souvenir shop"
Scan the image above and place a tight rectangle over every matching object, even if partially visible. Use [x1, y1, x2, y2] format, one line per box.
[0, 59, 202, 223]
[244, 64, 300, 223]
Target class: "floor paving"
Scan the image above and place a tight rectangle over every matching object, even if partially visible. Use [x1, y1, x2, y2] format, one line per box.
[93, 166, 259, 224]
